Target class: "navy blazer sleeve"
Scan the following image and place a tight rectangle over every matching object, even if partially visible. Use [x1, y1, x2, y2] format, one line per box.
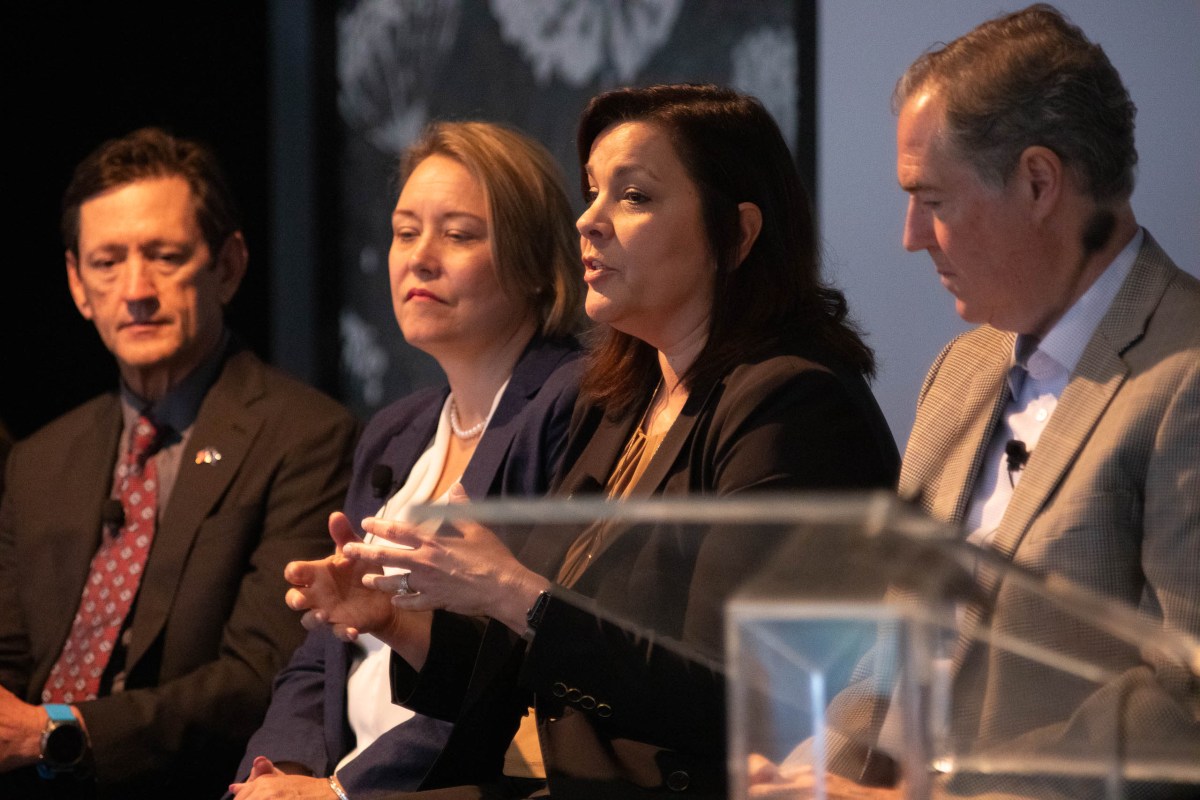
[234, 625, 344, 776]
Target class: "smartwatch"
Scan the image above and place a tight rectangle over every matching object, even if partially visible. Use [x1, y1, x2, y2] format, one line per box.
[523, 590, 551, 641]
[38, 704, 88, 778]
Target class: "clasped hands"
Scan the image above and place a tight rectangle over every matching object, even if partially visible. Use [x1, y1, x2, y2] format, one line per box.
[285, 484, 549, 656]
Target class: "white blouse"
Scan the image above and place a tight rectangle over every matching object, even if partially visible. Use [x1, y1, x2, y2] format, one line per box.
[336, 383, 507, 771]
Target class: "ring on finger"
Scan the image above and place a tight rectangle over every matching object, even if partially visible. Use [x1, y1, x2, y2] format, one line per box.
[394, 572, 414, 596]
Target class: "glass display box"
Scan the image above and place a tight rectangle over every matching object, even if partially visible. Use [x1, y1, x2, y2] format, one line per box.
[407, 492, 1199, 799]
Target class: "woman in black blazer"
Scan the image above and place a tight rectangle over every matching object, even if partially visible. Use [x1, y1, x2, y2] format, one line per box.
[290, 85, 899, 799]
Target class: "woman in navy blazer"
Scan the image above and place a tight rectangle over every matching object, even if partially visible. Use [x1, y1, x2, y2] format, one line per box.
[227, 121, 584, 799]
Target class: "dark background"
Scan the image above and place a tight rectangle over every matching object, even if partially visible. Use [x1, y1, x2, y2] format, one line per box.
[2, 1, 814, 438]
[3, 2, 275, 439]
[335, 0, 814, 417]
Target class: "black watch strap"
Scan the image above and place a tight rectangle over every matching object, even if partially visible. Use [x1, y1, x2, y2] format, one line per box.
[523, 590, 551, 641]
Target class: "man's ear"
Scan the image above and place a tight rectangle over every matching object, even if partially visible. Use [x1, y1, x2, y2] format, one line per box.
[735, 202, 763, 267]
[65, 251, 94, 321]
[213, 232, 248, 305]
[1018, 145, 1063, 222]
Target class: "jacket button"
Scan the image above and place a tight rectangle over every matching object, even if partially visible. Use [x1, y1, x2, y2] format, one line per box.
[566, 688, 582, 703]
[579, 695, 597, 710]
[596, 703, 613, 718]
[551, 682, 568, 698]
[667, 770, 690, 791]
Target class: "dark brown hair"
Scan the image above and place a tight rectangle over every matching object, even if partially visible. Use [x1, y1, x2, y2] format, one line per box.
[400, 121, 585, 338]
[576, 84, 874, 416]
[894, 3, 1137, 204]
[61, 127, 241, 256]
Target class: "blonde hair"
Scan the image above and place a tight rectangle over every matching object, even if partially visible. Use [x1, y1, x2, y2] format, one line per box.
[400, 121, 584, 337]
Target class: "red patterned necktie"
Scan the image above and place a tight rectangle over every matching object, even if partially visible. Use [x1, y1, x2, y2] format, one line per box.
[43, 415, 163, 703]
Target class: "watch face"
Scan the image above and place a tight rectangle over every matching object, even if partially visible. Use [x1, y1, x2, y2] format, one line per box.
[44, 723, 86, 767]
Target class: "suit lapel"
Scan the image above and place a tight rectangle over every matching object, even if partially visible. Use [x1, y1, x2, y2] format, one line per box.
[549, 370, 707, 506]
[623, 377, 711, 500]
[929, 344, 1012, 525]
[985, 238, 1173, 582]
[913, 333, 1012, 669]
[547, 375, 712, 578]
[377, 393, 444, 509]
[461, 338, 571, 498]
[32, 399, 123, 695]
[558, 409, 638, 499]
[55, 398, 123, 590]
[125, 350, 266, 669]
[954, 237, 1175, 667]
[985, 355, 1124, 569]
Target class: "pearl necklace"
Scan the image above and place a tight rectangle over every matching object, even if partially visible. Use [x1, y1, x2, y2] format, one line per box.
[448, 396, 486, 440]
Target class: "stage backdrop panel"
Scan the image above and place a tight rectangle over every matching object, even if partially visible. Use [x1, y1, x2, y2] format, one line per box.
[333, 0, 815, 416]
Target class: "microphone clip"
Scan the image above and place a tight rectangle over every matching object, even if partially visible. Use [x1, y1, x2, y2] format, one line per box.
[1004, 439, 1029, 487]
[370, 464, 395, 500]
[101, 498, 126, 533]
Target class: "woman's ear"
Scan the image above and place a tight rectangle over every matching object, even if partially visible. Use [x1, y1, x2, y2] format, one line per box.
[735, 202, 763, 267]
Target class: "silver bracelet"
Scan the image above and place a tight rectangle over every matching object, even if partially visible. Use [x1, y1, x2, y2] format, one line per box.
[328, 775, 350, 800]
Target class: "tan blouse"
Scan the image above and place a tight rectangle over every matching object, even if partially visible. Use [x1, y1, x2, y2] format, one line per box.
[506, 411, 669, 780]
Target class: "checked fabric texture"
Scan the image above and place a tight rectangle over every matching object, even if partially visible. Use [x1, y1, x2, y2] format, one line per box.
[42, 415, 164, 703]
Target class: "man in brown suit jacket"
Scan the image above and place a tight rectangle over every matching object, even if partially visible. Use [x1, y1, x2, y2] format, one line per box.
[765, 6, 1199, 799]
[0, 129, 357, 798]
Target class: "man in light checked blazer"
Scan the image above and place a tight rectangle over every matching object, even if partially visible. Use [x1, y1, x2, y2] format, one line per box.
[782, 5, 1200, 799]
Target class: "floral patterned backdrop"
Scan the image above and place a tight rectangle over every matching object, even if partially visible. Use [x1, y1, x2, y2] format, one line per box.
[335, 0, 812, 415]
